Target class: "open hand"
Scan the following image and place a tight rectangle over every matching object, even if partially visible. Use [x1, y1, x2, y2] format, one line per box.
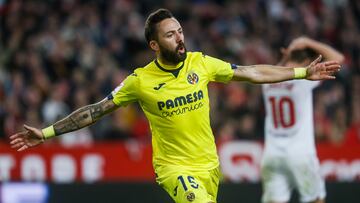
[10, 124, 45, 151]
[306, 55, 341, 80]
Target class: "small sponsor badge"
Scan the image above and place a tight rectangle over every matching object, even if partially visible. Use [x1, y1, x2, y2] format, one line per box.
[187, 72, 199, 84]
[185, 191, 195, 202]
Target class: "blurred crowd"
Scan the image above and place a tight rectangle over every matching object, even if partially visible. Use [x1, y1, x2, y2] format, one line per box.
[0, 0, 359, 146]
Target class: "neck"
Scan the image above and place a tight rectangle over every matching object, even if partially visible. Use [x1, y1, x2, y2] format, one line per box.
[157, 56, 183, 70]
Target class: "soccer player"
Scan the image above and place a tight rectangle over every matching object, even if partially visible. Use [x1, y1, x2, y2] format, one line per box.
[10, 9, 340, 203]
[261, 37, 344, 203]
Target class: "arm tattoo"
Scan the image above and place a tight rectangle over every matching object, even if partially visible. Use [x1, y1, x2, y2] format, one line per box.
[53, 99, 118, 135]
[90, 104, 103, 121]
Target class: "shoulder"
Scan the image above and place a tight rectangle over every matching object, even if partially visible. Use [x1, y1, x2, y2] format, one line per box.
[129, 61, 161, 87]
[132, 60, 156, 76]
[187, 51, 207, 61]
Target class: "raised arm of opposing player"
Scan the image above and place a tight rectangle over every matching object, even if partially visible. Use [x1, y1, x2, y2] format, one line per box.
[231, 55, 341, 83]
[286, 36, 345, 62]
[10, 99, 119, 151]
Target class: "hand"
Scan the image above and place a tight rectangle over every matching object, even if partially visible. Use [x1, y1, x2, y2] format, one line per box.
[10, 124, 45, 151]
[305, 55, 341, 81]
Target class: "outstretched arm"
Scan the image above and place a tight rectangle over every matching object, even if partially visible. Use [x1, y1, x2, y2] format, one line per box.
[232, 55, 341, 83]
[10, 98, 119, 151]
[52, 99, 117, 135]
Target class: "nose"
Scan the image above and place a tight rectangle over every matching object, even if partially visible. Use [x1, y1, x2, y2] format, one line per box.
[175, 32, 182, 43]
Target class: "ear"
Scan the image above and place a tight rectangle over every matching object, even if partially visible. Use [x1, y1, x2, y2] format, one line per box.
[149, 40, 159, 52]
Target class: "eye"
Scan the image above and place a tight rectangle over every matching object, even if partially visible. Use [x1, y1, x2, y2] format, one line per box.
[166, 33, 173, 38]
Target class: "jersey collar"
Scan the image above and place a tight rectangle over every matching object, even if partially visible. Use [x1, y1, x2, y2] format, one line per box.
[154, 59, 185, 78]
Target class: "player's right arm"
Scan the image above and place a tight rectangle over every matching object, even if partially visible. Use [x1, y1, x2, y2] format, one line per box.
[10, 99, 119, 151]
[51, 98, 118, 135]
[10, 70, 139, 152]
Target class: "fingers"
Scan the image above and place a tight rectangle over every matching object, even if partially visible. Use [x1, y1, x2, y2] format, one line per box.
[321, 61, 341, 74]
[11, 139, 32, 152]
[325, 65, 341, 72]
[325, 69, 339, 76]
[10, 137, 23, 145]
[309, 59, 341, 81]
[324, 61, 341, 71]
[24, 124, 36, 132]
[9, 131, 28, 140]
[9, 125, 43, 152]
[11, 142, 25, 149]
[10, 135, 27, 150]
[18, 145, 28, 152]
[324, 61, 339, 66]
[314, 60, 341, 73]
[310, 55, 322, 66]
[320, 75, 336, 80]
[10, 138, 27, 152]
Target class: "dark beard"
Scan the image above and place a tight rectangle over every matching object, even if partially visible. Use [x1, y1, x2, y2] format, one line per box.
[159, 42, 187, 64]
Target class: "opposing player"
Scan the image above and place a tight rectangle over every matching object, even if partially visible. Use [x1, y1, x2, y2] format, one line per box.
[10, 9, 340, 203]
[261, 37, 344, 203]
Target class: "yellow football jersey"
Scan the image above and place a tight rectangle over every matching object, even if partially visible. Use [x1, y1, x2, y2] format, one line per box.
[109, 52, 234, 170]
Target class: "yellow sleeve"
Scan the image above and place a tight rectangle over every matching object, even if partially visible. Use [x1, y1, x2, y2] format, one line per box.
[202, 54, 234, 83]
[108, 73, 139, 106]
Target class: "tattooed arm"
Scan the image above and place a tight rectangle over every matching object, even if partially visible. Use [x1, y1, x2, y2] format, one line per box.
[9, 99, 119, 151]
[53, 99, 118, 135]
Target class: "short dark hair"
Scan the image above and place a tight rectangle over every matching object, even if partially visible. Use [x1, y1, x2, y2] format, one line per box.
[289, 48, 318, 63]
[144, 8, 174, 44]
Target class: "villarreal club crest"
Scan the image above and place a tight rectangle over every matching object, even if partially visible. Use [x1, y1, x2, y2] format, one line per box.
[187, 72, 199, 85]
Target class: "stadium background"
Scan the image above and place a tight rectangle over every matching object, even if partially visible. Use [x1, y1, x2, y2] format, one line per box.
[0, 0, 359, 202]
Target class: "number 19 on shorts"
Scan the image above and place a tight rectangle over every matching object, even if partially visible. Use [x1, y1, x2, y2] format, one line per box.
[174, 175, 199, 196]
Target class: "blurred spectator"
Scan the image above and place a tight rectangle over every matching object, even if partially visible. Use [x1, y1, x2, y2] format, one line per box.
[42, 81, 70, 125]
[0, 82, 6, 139]
[0, 0, 358, 146]
[343, 123, 360, 146]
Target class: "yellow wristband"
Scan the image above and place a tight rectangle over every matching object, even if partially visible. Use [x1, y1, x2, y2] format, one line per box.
[294, 68, 307, 79]
[41, 125, 55, 139]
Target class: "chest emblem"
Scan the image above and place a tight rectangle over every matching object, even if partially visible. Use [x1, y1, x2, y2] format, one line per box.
[187, 72, 199, 84]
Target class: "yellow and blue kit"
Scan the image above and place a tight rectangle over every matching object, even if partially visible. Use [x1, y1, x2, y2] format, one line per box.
[109, 52, 235, 202]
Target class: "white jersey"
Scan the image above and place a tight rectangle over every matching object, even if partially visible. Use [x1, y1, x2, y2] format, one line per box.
[262, 80, 320, 156]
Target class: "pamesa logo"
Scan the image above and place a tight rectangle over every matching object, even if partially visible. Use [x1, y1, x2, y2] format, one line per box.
[157, 90, 204, 110]
[157, 90, 205, 117]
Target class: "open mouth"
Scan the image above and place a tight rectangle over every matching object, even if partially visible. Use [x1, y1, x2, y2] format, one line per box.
[178, 46, 185, 53]
[177, 44, 185, 54]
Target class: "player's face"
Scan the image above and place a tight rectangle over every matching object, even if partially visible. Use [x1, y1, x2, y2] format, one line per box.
[156, 18, 187, 64]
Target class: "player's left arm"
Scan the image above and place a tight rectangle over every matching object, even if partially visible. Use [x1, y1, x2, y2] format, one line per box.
[232, 55, 341, 83]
